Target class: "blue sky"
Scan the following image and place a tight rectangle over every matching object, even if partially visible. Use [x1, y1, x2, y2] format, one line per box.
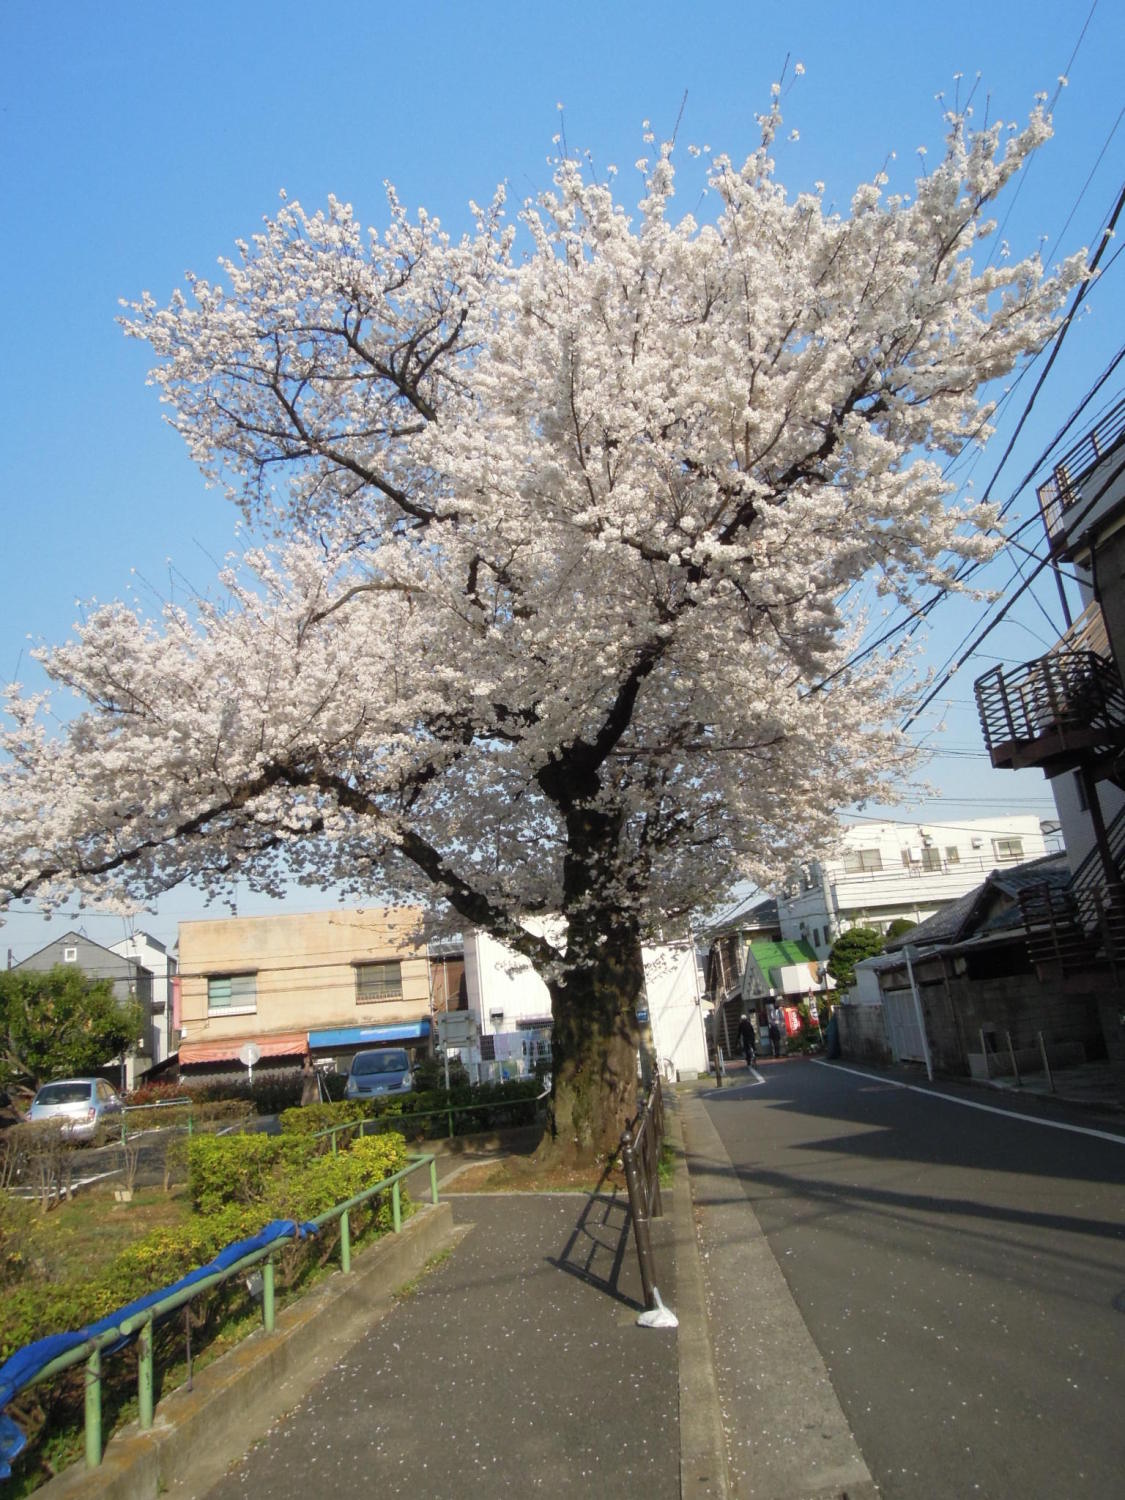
[2, 0, 1123, 958]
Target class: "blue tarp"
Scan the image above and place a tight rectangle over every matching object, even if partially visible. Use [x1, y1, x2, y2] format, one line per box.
[0, 1216, 317, 1477]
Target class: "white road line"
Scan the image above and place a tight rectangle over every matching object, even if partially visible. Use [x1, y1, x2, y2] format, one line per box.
[814, 1059, 1125, 1145]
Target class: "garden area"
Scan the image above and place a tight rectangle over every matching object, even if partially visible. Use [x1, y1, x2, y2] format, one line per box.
[0, 1074, 542, 1495]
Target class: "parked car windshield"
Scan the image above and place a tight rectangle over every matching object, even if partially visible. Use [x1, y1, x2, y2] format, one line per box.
[35, 1082, 94, 1105]
[351, 1051, 409, 1076]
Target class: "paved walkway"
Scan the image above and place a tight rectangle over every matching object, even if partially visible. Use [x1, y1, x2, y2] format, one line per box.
[199, 1190, 680, 1499]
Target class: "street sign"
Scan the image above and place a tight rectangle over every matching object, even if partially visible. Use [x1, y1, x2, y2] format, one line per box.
[238, 1041, 262, 1083]
[436, 1012, 479, 1046]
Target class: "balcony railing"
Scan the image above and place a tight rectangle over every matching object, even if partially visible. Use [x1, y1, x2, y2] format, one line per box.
[1037, 395, 1125, 551]
[975, 651, 1125, 775]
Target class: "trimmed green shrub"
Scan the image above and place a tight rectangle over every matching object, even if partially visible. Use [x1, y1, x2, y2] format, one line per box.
[277, 1100, 363, 1138]
[182, 1071, 304, 1116]
[263, 1135, 408, 1224]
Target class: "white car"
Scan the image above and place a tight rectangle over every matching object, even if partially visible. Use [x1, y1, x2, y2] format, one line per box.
[27, 1078, 123, 1142]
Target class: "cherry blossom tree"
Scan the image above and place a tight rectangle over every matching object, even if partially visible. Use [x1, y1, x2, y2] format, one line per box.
[0, 98, 1084, 1161]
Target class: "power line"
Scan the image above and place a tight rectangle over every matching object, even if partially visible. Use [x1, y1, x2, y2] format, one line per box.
[901, 444, 1125, 729]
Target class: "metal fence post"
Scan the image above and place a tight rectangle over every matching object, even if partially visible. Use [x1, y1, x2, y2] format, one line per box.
[429, 1157, 439, 1204]
[340, 1208, 352, 1274]
[621, 1133, 656, 1310]
[263, 1256, 276, 1333]
[138, 1314, 154, 1430]
[392, 1179, 402, 1233]
[1037, 1031, 1056, 1093]
[85, 1347, 102, 1468]
[1005, 1031, 1021, 1087]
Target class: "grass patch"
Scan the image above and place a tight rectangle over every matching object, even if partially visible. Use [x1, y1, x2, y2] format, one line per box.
[442, 1155, 628, 1196]
[23, 1187, 190, 1282]
[657, 1142, 676, 1188]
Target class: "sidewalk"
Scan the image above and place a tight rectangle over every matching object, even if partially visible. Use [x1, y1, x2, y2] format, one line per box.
[193, 1170, 683, 1499]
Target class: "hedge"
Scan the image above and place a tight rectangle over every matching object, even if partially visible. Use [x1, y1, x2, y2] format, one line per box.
[1, 1129, 409, 1360]
[277, 1077, 542, 1143]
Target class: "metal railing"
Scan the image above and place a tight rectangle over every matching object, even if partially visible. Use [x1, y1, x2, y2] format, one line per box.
[120, 1095, 195, 1143]
[620, 1076, 665, 1312]
[975, 651, 1125, 770]
[4, 1151, 437, 1468]
[1037, 396, 1125, 547]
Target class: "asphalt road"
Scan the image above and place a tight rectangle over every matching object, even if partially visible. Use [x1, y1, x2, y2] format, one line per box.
[701, 1059, 1125, 1500]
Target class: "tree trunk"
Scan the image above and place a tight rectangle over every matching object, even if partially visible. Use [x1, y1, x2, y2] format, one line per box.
[540, 922, 645, 1167]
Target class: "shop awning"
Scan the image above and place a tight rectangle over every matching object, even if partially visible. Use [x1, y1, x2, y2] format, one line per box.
[179, 1032, 308, 1065]
[307, 1019, 430, 1049]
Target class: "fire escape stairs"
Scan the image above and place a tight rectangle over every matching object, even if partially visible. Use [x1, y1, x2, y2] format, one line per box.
[975, 648, 1125, 780]
[1017, 806, 1125, 972]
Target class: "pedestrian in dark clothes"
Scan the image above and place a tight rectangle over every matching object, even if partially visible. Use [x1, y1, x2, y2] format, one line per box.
[767, 1002, 783, 1058]
[737, 1013, 757, 1067]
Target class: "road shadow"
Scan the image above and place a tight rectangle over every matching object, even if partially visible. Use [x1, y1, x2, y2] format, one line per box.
[704, 1057, 1125, 1187]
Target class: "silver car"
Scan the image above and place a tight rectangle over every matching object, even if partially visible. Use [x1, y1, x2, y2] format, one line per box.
[28, 1077, 123, 1142]
[345, 1048, 414, 1100]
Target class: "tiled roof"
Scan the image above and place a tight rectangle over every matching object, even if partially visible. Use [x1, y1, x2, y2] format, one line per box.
[882, 853, 1072, 951]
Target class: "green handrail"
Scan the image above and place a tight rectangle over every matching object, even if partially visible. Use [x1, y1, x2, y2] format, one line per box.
[7, 1150, 437, 1469]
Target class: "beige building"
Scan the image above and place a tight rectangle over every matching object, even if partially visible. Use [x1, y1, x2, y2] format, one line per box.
[176, 906, 432, 1068]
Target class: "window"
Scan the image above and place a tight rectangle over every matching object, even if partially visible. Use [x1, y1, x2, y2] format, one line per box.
[355, 960, 403, 1004]
[920, 846, 942, 872]
[207, 973, 257, 1014]
[993, 837, 1023, 860]
[63, 946, 77, 962]
[812, 927, 821, 947]
[843, 849, 883, 873]
[945, 847, 960, 864]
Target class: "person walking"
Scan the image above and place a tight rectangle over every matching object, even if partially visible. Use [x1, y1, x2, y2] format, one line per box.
[767, 1002, 783, 1059]
[737, 1012, 758, 1069]
[300, 1054, 320, 1107]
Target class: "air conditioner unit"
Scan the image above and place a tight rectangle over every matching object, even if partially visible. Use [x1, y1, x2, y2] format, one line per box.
[908, 847, 922, 862]
[971, 836, 983, 849]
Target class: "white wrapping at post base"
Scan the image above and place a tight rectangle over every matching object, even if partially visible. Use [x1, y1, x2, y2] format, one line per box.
[636, 1287, 678, 1328]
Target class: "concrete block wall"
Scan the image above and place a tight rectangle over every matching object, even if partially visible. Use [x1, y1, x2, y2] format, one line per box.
[836, 1004, 892, 1065]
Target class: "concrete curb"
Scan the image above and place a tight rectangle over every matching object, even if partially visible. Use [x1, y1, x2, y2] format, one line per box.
[680, 1089, 878, 1500]
[38, 1202, 458, 1500]
[666, 1090, 731, 1499]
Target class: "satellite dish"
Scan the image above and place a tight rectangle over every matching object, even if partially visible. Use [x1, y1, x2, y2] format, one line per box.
[238, 1042, 262, 1068]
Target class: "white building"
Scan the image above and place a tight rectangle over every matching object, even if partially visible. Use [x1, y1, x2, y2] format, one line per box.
[776, 816, 1050, 963]
[110, 931, 178, 1067]
[462, 928, 709, 1082]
